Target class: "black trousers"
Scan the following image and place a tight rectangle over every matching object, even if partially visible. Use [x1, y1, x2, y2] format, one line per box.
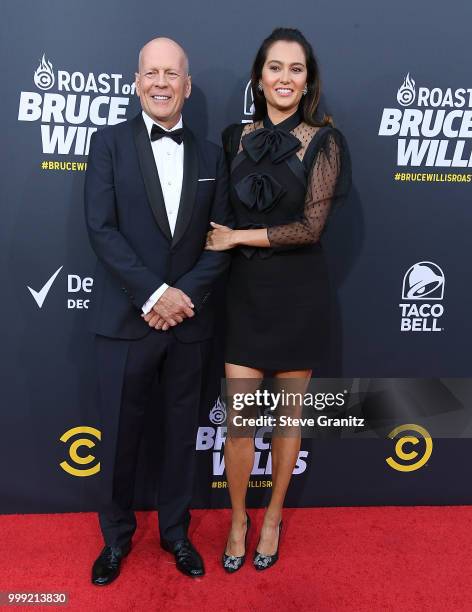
[95, 330, 207, 548]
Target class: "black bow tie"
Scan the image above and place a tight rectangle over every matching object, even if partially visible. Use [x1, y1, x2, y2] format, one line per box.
[150, 123, 184, 145]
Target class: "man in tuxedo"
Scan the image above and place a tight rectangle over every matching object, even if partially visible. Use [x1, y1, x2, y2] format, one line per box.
[84, 37, 232, 583]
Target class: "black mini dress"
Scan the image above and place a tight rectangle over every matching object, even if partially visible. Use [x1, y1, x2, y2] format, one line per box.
[222, 110, 351, 371]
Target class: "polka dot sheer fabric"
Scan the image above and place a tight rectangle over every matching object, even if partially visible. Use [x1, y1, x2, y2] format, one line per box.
[238, 121, 347, 247]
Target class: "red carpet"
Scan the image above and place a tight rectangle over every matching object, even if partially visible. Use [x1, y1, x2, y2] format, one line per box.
[1, 507, 471, 611]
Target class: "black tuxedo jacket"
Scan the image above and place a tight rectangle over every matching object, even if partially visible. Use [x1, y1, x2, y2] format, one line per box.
[84, 112, 233, 341]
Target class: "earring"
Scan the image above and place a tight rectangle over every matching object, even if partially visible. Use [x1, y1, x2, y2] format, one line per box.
[258, 81, 263, 92]
[302, 85, 308, 96]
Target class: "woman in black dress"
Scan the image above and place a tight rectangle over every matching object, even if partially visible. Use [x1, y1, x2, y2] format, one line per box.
[205, 28, 350, 571]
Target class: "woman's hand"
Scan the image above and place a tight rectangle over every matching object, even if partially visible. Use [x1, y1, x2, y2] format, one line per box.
[205, 222, 237, 251]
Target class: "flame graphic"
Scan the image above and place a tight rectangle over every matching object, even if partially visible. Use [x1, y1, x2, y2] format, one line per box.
[397, 72, 416, 107]
[209, 396, 227, 425]
[34, 54, 55, 91]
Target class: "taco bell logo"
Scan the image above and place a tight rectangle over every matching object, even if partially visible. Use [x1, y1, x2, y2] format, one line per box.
[396, 72, 416, 107]
[244, 81, 254, 115]
[34, 54, 55, 91]
[241, 80, 254, 124]
[399, 262, 445, 332]
[402, 262, 444, 300]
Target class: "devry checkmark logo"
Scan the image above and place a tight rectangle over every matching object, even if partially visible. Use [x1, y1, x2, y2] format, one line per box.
[27, 266, 63, 308]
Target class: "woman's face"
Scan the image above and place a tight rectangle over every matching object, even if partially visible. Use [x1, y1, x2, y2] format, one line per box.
[260, 40, 308, 116]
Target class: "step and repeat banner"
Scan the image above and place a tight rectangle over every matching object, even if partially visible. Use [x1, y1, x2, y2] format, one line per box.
[1, 0, 472, 512]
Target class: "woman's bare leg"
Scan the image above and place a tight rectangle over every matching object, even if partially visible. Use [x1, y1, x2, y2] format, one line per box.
[224, 362, 263, 556]
[256, 369, 311, 555]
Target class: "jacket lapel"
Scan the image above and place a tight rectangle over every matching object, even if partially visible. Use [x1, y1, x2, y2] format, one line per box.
[172, 125, 198, 248]
[132, 113, 172, 241]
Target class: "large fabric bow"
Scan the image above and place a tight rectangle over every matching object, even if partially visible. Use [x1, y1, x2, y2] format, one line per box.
[242, 128, 301, 164]
[234, 173, 285, 213]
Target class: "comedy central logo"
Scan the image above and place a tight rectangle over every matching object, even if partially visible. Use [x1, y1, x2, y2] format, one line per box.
[379, 72, 472, 168]
[59, 426, 101, 477]
[209, 396, 226, 425]
[386, 424, 433, 472]
[397, 73, 416, 107]
[18, 53, 135, 156]
[399, 261, 445, 332]
[34, 54, 55, 91]
[196, 397, 309, 477]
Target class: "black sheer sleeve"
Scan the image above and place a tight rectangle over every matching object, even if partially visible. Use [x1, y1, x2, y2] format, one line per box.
[267, 127, 351, 247]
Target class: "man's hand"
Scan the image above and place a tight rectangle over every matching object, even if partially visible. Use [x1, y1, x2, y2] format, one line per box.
[142, 313, 170, 331]
[142, 287, 194, 330]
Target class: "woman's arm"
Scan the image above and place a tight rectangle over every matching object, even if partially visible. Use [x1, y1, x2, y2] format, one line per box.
[266, 132, 341, 248]
[205, 131, 344, 252]
[205, 224, 270, 250]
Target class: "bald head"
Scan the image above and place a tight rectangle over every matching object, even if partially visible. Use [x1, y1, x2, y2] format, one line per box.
[135, 36, 192, 129]
[138, 37, 189, 75]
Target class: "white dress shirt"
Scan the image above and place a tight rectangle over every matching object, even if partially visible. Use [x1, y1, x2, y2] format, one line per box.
[141, 111, 184, 314]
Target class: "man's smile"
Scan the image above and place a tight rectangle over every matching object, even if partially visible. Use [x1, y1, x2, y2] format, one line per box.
[151, 94, 171, 102]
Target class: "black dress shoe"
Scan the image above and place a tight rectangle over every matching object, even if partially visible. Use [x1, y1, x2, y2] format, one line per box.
[91, 544, 131, 586]
[161, 538, 205, 577]
[253, 521, 283, 571]
[222, 513, 251, 573]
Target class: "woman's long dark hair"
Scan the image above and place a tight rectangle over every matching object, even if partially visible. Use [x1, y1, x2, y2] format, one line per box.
[250, 27, 332, 127]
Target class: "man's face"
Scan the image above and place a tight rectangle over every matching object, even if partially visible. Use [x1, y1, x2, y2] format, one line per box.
[135, 40, 191, 129]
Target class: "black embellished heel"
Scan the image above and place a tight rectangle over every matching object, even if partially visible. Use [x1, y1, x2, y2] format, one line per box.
[222, 513, 251, 573]
[253, 520, 283, 570]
